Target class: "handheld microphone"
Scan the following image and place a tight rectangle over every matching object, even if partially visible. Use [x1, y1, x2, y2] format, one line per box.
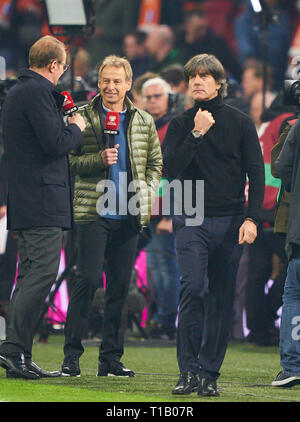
[104, 111, 120, 136]
[104, 111, 120, 149]
[61, 91, 78, 117]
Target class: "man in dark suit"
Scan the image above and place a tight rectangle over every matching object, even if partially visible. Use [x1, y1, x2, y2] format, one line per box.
[163, 54, 264, 397]
[0, 35, 85, 380]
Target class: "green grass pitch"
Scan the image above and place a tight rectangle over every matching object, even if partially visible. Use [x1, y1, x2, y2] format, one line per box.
[0, 335, 300, 403]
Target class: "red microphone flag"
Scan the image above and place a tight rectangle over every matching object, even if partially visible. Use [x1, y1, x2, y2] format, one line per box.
[104, 111, 120, 135]
[61, 91, 78, 116]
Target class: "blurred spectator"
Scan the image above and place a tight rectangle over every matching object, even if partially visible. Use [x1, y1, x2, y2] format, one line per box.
[131, 71, 159, 109]
[138, 0, 184, 32]
[175, 9, 242, 82]
[250, 90, 276, 130]
[241, 60, 274, 111]
[245, 93, 299, 346]
[73, 48, 91, 80]
[160, 64, 187, 94]
[160, 64, 187, 114]
[0, 0, 19, 71]
[142, 77, 173, 121]
[13, 0, 44, 68]
[223, 80, 249, 114]
[234, 0, 293, 90]
[142, 77, 180, 340]
[58, 48, 93, 96]
[86, 0, 139, 68]
[230, 88, 275, 341]
[0, 0, 44, 71]
[123, 30, 150, 81]
[201, 0, 243, 53]
[145, 25, 183, 73]
[285, 2, 300, 79]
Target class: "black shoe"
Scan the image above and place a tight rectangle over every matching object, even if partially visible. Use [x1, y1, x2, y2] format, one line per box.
[172, 372, 199, 395]
[97, 361, 135, 377]
[0, 353, 39, 380]
[61, 357, 81, 377]
[272, 371, 300, 387]
[198, 377, 220, 397]
[7, 361, 61, 378]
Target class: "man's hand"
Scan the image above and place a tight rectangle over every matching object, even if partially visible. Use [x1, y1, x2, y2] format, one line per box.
[194, 108, 215, 135]
[156, 218, 173, 235]
[0, 205, 7, 219]
[68, 114, 86, 132]
[101, 144, 120, 166]
[239, 220, 257, 245]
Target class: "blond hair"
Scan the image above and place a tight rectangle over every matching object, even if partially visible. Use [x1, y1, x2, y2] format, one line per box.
[98, 55, 133, 82]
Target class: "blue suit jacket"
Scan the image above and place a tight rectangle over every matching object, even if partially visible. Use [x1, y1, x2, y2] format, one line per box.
[2, 69, 83, 230]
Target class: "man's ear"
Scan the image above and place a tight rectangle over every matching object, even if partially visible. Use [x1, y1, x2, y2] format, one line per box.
[48, 60, 56, 74]
[126, 79, 132, 92]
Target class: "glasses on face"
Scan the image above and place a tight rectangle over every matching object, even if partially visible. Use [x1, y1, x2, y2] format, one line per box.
[58, 61, 70, 72]
[144, 93, 163, 101]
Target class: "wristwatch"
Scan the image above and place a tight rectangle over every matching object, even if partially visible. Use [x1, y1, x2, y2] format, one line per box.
[191, 129, 203, 139]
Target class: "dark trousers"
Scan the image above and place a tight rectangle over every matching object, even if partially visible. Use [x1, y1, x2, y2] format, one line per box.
[174, 215, 244, 379]
[63, 217, 138, 364]
[246, 227, 287, 336]
[0, 231, 18, 302]
[0, 227, 63, 358]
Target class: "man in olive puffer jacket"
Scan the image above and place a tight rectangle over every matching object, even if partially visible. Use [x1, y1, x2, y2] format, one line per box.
[61, 55, 162, 378]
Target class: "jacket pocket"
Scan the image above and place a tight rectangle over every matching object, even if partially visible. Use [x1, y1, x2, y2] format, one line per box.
[42, 174, 69, 216]
[42, 174, 67, 187]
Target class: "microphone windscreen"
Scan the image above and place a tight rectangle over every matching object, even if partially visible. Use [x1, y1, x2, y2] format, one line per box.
[61, 91, 75, 111]
[61, 91, 78, 116]
[105, 111, 120, 131]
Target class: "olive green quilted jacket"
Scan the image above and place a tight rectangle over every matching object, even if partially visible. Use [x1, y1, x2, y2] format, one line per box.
[69, 94, 162, 228]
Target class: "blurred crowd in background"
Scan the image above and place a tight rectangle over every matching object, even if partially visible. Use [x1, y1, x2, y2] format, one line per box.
[1, 0, 300, 347]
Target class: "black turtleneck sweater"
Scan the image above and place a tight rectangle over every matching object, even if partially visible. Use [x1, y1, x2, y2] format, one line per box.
[162, 94, 265, 222]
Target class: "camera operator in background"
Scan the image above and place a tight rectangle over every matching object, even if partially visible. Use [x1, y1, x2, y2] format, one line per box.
[272, 79, 300, 387]
[0, 35, 85, 380]
[245, 90, 298, 347]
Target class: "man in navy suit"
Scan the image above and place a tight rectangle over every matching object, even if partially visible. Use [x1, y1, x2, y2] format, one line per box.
[0, 35, 85, 379]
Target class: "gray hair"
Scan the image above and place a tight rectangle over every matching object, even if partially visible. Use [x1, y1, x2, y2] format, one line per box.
[184, 54, 228, 98]
[142, 77, 172, 96]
